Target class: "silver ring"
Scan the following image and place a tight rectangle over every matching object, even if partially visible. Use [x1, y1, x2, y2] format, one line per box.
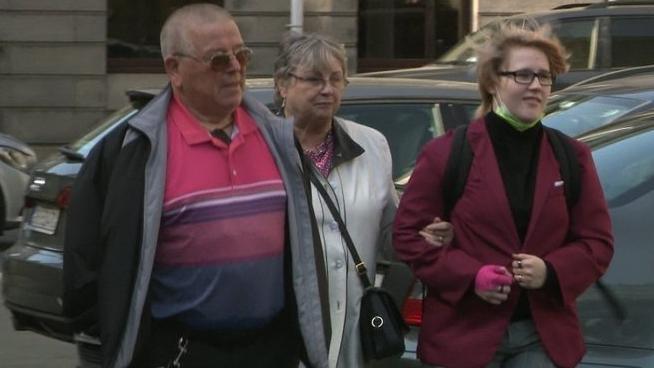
[517, 260, 522, 269]
[438, 235, 444, 242]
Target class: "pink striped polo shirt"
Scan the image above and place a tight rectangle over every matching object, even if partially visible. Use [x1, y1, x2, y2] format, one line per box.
[149, 96, 288, 331]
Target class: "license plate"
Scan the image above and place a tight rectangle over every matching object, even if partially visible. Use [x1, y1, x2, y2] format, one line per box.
[27, 205, 61, 235]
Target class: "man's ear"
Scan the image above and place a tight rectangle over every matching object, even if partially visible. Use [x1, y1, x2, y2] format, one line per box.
[164, 56, 182, 89]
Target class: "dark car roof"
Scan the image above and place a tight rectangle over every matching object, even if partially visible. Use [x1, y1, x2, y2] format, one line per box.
[131, 77, 480, 104]
[520, 3, 654, 21]
[129, 77, 481, 113]
[565, 65, 654, 88]
[247, 77, 480, 102]
[552, 73, 654, 100]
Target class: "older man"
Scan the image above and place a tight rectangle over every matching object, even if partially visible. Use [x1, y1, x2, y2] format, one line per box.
[63, 4, 329, 368]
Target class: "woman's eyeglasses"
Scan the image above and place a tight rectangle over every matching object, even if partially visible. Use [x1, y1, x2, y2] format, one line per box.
[174, 47, 253, 71]
[498, 69, 554, 86]
[289, 73, 348, 89]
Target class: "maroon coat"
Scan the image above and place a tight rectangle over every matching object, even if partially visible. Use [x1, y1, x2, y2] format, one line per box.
[393, 118, 613, 368]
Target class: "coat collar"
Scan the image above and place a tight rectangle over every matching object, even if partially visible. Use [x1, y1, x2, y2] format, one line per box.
[332, 117, 364, 168]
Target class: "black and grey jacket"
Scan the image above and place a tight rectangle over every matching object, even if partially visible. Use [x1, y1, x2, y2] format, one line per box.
[63, 86, 329, 368]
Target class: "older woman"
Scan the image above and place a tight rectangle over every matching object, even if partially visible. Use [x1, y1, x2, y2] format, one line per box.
[393, 23, 613, 368]
[273, 32, 451, 367]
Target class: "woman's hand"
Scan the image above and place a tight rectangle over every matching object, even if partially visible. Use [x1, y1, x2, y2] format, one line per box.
[512, 254, 547, 289]
[419, 217, 454, 247]
[474, 265, 513, 305]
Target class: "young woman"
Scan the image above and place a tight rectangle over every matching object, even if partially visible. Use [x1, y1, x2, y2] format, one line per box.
[393, 23, 613, 368]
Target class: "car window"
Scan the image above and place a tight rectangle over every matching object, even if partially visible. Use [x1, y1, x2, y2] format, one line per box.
[543, 95, 645, 137]
[68, 105, 138, 157]
[579, 126, 654, 350]
[439, 103, 478, 131]
[550, 19, 597, 70]
[609, 16, 654, 68]
[594, 127, 654, 207]
[337, 103, 437, 180]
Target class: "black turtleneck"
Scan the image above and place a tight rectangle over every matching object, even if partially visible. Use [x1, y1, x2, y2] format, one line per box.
[485, 111, 543, 243]
[486, 111, 546, 322]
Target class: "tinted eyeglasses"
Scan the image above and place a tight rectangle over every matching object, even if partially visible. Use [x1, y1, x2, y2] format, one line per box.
[498, 69, 554, 86]
[289, 73, 349, 89]
[174, 46, 253, 71]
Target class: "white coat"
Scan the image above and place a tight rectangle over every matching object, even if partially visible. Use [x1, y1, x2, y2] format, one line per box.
[308, 117, 398, 368]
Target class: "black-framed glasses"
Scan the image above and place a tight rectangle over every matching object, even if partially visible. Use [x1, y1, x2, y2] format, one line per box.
[289, 73, 349, 89]
[174, 46, 253, 71]
[498, 69, 554, 86]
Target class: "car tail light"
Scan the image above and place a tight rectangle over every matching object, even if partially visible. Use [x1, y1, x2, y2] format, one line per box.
[402, 279, 424, 326]
[56, 185, 72, 209]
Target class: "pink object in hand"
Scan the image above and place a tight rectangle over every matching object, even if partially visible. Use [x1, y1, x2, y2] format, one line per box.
[475, 265, 513, 291]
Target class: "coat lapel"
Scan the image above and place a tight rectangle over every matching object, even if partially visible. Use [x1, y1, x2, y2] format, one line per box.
[468, 120, 521, 253]
[524, 133, 560, 248]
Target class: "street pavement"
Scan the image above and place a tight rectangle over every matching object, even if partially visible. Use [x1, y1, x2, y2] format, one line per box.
[0, 229, 78, 367]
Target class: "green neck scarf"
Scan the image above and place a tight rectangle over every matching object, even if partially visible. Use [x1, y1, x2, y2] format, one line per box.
[494, 98, 542, 132]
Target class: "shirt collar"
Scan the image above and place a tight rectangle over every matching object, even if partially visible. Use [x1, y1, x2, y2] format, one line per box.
[168, 95, 257, 146]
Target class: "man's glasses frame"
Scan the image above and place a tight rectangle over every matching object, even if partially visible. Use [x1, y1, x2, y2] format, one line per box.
[288, 73, 349, 90]
[498, 69, 554, 86]
[174, 46, 253, 71]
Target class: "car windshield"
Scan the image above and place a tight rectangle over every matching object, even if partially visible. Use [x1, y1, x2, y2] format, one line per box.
[436, 17, 535, 65]
[543, 95, 645, 137]
[435, 32, 483, 65]
[66, 105, 138, 158]
[578, 126, 654, 349]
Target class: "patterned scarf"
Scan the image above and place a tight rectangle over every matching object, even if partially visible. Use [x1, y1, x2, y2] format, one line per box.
[303, 130, 335, 178]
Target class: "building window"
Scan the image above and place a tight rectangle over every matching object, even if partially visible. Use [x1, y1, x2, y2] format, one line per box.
[358, 0, 467, 72]
[107, 0, 224, 73]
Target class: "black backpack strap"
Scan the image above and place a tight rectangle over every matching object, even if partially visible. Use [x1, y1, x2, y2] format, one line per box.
[442, 126, 473, 220]
[544, 127, 581, 211]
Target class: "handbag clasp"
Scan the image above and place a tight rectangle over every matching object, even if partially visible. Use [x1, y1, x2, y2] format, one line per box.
[355, 262, 367, 275]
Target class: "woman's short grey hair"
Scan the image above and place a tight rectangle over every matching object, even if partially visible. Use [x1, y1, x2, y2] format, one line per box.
[160, 3, 233, 59]
[273, 32, 348, 107]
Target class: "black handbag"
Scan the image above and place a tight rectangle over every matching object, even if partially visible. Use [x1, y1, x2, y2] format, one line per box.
[300, 149, 409, 362]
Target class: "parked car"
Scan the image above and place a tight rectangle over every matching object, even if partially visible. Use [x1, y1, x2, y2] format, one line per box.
[543, 70, 654, 137]
[0, 133, 36, 235]
[1, 77, 480, 367]
[358, 1, 654, 90]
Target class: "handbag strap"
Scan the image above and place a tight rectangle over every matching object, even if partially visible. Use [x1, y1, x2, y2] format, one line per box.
[297, 144, 373, 290]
